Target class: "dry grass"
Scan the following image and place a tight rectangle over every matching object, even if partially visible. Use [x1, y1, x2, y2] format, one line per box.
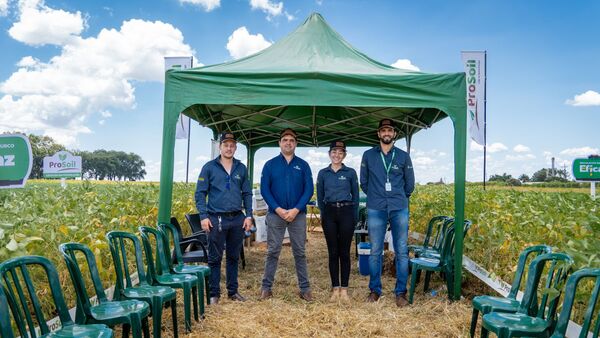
[153, 231, 477, 337]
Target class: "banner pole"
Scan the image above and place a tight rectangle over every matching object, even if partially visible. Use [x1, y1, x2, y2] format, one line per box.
[483, 51, 488, 190]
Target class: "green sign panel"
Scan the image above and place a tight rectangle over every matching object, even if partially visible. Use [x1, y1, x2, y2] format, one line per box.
[0, 134, 33, 188]
[573, 158, 600, 181]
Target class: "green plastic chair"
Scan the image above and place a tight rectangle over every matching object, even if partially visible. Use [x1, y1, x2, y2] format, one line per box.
[481, 252, 574, 338]
[0, 255, 113, 338]
[470, 244, 553, 337]
[0, 284, 15, 338]
[158, 222, 210, 310]
[550, 268, 600, 338]
[106, 231, 178, 338]
[409, 215, 451, 257]
[408, 225, 456, 304]
[138, 226, 200, 332]
[59, 243, 151, 338]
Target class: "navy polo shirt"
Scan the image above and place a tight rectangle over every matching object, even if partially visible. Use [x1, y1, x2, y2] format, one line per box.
[195, 156, 253, 220]
[360, 145, 415, 211]
[316, 164, 359, 211]
[260, 153, 314, 213]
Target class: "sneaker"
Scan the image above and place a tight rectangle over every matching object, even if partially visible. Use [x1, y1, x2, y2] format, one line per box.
[396, 293, 409, 307]
[366, 291, 380, 303]
[209, 296, 220, 305]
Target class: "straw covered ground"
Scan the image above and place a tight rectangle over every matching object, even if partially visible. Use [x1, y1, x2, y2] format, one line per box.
[156, 230, 481, 337]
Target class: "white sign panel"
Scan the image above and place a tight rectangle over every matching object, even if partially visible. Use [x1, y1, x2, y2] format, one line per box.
[43, 151, 82, 178]
[165, 56, 193, 140]
[461, 51, 486, 145]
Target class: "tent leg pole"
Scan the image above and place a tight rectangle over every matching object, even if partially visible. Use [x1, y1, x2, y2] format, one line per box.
[158, 104, 178, 224]
[452, 116, 467, 301]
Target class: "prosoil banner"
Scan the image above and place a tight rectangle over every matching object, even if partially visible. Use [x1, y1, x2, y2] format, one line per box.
[43, 150, 82, 178]
[165, 56, 193, 139]
[0, 134, 33, 188]
[461, 51, 486, 145]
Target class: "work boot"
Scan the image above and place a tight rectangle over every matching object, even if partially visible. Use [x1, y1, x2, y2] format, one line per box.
[366, 291, 380, 303]
[396, 293, 409, 307]
[339, 287, 350, 302]
[329, 287, 340, 302]
[299, 290, 313, 302]
[259, 289, 272, 300]
[228, 293, 247, 302]
[209, 296, 220, 305]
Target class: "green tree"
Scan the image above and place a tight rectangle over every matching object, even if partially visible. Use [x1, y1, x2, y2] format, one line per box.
[518, 174, 530, 183]
[489, 173, 513, 182]
[531, 168, 548, 182]
[27, 134, 65, 179]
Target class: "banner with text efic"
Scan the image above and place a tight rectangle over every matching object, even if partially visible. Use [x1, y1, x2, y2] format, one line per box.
[461, 51, 486, 145]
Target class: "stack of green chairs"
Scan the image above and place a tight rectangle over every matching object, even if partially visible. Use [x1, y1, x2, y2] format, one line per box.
[106, 231, 179, 338]
[481, 253, 574, 338]
[139, 226, 201, 332]
[60, 243, 151, 337]
[470, 245, 552, 337]
[0, 255, 113, 338]
[409, 216, 452, 258]
[159, 222, 211, 311]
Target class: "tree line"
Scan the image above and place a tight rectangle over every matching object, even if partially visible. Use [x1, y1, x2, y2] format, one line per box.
[26, 134, 146, 181]
[489, 168, 570, 186]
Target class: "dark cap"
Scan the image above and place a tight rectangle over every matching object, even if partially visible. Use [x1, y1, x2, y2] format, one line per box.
[329, 140, 346, 151]
[279, 128, 297, 140]
[378, 118, 395, 130]
[219, 132, 236, 143]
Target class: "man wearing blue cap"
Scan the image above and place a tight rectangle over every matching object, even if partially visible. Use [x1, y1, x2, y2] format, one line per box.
[360, 119, 415, 307]
[195, 131, 253, 305]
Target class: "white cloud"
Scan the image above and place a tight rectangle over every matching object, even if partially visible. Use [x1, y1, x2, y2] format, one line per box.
[559, 146, 599, 157]
[513, 144, 530, 153]
[195, 155, 210, 162]
[413, 156, 435, 166]
[565, 90, 600, 106]
[8, 1, 85, 46]
[1, 5, 195, 145]
[226, 26, 271, 59]
[249, 0, 294, 21]
[391, 59, 420, 71]
[0, 0, 8, 16]
[505, 154, 536, 161]
[100, 111, 112, 118]
[180, 0, 221, 12]
[470, 140, 507, 153]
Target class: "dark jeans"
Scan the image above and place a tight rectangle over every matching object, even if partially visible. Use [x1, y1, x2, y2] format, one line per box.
[321, 204, 356, 288]
[207, 213, 245, 298]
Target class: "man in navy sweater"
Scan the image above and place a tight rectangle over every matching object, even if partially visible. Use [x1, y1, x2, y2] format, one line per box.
[259, 128, 314, 301]
[195, 132, 253, 305]
[360, 119, 415, 307]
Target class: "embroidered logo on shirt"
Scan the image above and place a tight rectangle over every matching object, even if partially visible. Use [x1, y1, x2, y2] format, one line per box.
[293, 165, 301, 170]
[408, 165, 413, 169]
[339, 175, 347, 180]
[392, 164, 399, 170]
[198, 177, 205, 181]
[234, 174, 241, 180]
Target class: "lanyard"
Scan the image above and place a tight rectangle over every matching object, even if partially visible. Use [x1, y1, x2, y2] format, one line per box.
[380, 149, 395, 182]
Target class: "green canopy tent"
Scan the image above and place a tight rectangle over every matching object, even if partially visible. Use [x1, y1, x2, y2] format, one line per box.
[158, 13, 467, 299]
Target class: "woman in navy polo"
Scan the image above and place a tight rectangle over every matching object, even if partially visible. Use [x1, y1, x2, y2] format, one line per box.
[316, 140, 359, 301]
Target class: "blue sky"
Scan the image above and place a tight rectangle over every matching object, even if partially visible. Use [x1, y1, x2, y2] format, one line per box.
[0, 0, 598, 183]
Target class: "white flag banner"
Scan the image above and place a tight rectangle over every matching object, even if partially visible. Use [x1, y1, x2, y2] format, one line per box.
[164, 56, 193, 140]
[461, 51, 486, 145]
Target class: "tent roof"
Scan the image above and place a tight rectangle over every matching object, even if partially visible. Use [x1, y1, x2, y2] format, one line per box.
[164, 13, 466, 148]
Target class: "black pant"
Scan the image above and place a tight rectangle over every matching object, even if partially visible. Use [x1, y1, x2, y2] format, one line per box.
[321, 204, 356, 288]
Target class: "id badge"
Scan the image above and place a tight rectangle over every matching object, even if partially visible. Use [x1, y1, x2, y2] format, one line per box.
[385, 181, 392, 192]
